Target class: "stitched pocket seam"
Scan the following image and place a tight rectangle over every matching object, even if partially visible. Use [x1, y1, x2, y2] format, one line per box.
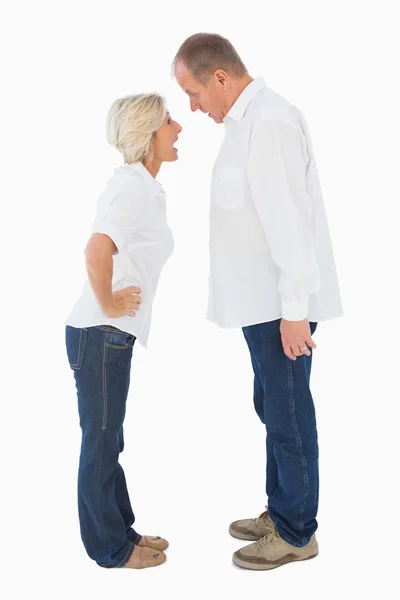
[69, 328, 88, 370]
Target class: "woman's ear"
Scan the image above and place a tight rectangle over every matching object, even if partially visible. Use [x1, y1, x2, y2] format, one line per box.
[144, 135, 156, 164]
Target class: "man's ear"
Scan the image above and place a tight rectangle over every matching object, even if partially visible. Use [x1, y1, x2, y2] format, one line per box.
[215, 70, 229, 87]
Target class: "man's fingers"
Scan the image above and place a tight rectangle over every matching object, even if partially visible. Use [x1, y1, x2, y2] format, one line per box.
[307, 336, 317, 349]
[298, 343, 311, 357]
[281, 335, 296, 360]
[283, 344, 297, 361]
[280, 319, 316, 360]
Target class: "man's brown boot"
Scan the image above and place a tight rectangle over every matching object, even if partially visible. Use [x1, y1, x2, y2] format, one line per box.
[233, 529, 319, 571]
[229, 506, 275, 541]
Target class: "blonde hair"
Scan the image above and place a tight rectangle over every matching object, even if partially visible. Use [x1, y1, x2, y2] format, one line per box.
[173, 33, 247, 85]
[106, 93, 167, 164]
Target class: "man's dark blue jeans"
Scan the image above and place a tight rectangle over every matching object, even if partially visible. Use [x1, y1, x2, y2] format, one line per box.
[65, 324, 142, 568]
[242, 319, 319, 547]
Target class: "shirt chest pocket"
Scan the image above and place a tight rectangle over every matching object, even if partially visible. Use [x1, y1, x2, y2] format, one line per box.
[213, 166, 246, 211]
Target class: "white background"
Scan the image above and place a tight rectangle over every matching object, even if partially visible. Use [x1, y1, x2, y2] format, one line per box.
[2, 1, 399, 598]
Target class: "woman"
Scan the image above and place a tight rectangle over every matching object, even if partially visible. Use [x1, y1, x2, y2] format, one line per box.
[65, 94, 182, 569]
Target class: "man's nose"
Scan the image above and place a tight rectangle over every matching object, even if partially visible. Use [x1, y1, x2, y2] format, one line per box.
[190, 98, 201, 112]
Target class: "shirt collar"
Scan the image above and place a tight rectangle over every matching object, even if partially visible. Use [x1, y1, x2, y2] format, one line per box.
[128, 161, 164, 197]
[224, 77, 266, 124]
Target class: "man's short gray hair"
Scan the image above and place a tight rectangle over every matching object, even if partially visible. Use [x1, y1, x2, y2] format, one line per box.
[173, 33, 248, 85]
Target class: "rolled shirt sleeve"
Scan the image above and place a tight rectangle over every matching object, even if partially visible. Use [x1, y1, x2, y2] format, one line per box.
[247, 118, 320, 321]
[91, 182, 146, 254]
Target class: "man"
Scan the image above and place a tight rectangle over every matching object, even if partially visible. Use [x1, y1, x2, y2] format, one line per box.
[173, 33, 343, 571]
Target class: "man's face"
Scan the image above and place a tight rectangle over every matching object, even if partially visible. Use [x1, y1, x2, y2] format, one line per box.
[175, 62, 225, 124]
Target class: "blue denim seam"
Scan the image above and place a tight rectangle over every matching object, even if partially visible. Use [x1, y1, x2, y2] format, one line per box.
[274, 524, 304, 548]
[105, 343, 130, 349]
[97, 325, 123, 333]
[70, 328, 88, 369]
[286, 357, 309, 533]
[102, 342, 108, 431]
[97, 430, 114, 557]
[116, 541, 134, 568]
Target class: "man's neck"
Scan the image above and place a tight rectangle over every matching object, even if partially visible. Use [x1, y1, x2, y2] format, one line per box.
[223, 75, 254, 118]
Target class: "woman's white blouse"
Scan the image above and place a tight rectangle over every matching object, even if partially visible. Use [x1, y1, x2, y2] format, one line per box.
[65, 161, 174, 348]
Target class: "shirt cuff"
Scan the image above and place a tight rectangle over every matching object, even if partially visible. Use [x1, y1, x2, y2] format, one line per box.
[281, 298, 309, 321]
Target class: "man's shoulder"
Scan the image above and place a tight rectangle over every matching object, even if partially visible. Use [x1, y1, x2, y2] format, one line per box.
[248, 85, 305, 131]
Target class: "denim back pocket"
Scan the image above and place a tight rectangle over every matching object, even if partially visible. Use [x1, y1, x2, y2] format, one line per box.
[98, 326, 135, 350]
[65, 326, 88, 370]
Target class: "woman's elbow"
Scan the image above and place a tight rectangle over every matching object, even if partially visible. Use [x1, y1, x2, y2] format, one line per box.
[84, 234, 116, 264]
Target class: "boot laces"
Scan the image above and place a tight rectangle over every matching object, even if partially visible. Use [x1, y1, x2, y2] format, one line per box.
[256, 528, 279, 551]
[251, 507, 269, 529]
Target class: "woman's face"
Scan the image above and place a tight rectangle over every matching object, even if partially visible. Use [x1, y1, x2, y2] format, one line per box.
[152, 113, 182, 162]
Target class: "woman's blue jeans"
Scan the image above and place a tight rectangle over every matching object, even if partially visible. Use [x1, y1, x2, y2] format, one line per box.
[65, 324, 142, 568]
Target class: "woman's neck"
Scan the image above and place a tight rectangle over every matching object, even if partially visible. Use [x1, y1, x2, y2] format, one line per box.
[144, 159, 162, 179]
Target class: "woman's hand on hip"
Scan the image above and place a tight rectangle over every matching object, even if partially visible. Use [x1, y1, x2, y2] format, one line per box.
[103, 286, 142, 318]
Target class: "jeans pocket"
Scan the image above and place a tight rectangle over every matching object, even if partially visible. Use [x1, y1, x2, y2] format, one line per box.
[65, 326, 88, 370]
[100, 326, 135, 350]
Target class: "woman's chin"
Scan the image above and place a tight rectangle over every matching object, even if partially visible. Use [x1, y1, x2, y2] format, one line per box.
[160, 148, 179, 163]
[165, 149, 179, 162]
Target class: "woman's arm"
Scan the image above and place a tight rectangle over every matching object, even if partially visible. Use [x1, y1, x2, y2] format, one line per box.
[85, 233, 141, 318]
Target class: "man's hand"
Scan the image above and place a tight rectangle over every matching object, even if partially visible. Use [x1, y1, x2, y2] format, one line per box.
[103, 286, 142, 318]
[280, 318, 317, 360]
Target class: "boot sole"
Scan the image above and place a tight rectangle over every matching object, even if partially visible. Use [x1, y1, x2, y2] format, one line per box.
[232, 551, 318, 571]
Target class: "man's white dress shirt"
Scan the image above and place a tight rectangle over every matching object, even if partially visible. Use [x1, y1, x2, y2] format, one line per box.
[208, 77, 342, 327]
[66, 161, 174, 348]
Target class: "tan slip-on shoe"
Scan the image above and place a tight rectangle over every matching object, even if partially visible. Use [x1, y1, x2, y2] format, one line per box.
[229, 506, 275, 541]
[138, 535, 169, 551]
[122, 545, 166, 569]
[232, 529, 319, 571]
